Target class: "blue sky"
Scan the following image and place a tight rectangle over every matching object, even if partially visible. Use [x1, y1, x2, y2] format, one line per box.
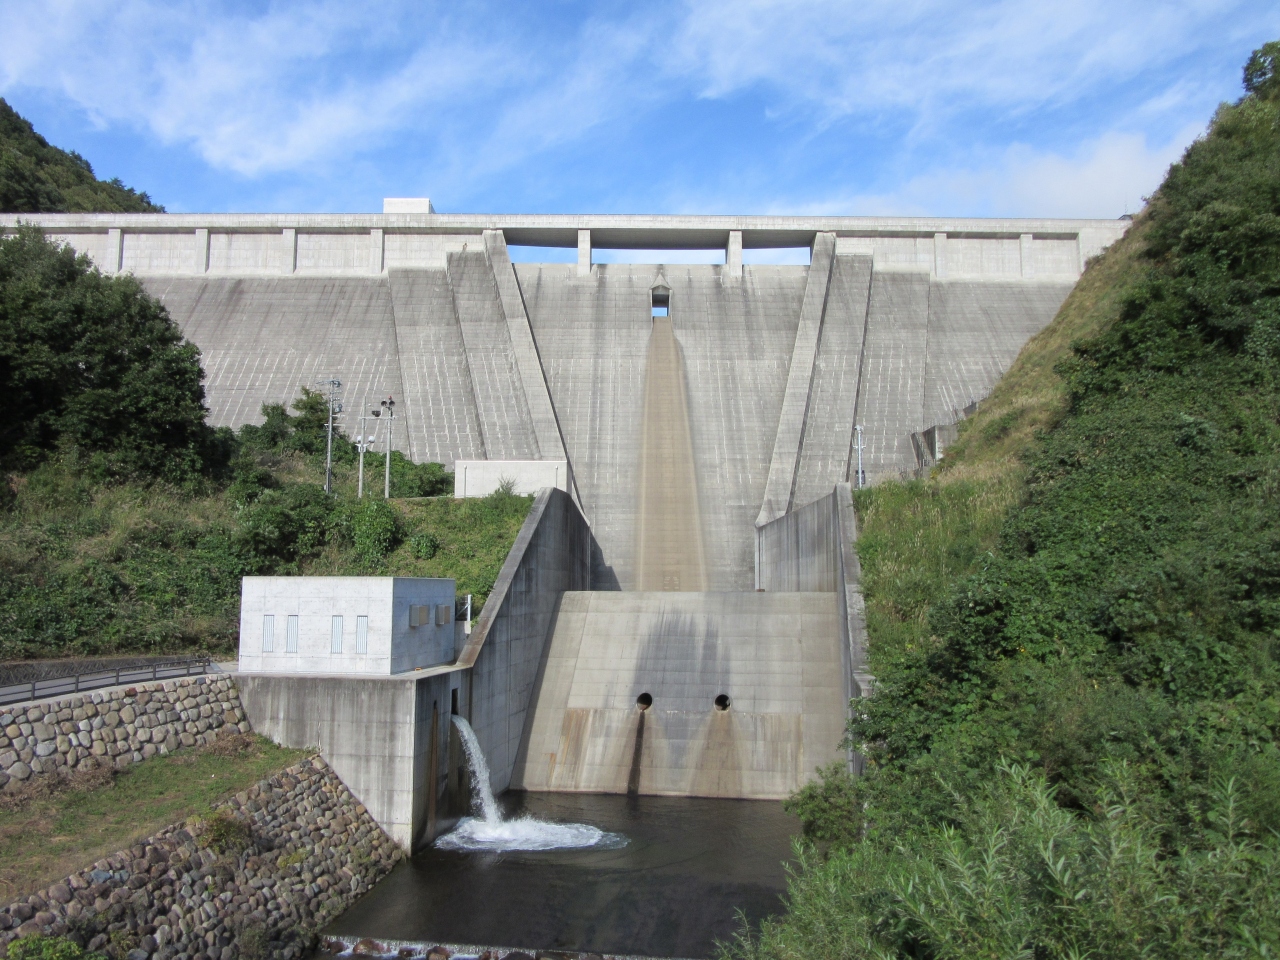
[1, 1, 1275, 229]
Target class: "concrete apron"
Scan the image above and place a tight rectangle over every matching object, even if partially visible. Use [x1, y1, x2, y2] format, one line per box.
[511, 591, 844, 799]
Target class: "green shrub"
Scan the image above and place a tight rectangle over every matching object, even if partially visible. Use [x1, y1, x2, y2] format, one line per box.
[7, 935, 106, 960]
[410, 531, 440, 560]
[234, 483, 337, 568]
[348, 498, 401, 564]
[730, 764, 1280, 960]
[764, 40, 1280, 960]
[198, 808, 251, 854]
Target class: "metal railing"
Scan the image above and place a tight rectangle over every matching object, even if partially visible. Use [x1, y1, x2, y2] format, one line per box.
[0, 657, 211, 709]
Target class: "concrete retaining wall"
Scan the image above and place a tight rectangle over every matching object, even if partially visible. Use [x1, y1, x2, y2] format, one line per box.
[512, 591, 844, 798]
[457, 487, 593, 795]
[756, 484, 872, 767]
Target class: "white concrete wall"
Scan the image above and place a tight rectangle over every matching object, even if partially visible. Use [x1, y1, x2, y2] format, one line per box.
[238, 576, 455, 676]
[4, 213, 1129, 282]
[453, 460, 569, 497]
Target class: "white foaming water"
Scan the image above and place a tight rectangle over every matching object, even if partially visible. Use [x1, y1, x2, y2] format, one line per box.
[438, 716, 627, 853]
[451, 713, 500, 823]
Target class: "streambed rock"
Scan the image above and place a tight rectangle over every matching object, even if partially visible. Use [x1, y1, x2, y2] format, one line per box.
[0, 756, 403, 959]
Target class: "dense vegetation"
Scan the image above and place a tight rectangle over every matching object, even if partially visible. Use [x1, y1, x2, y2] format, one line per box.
[0, 228, 529, 663]
[737, 41, 1280, 959]
[0, 100, 162, 214]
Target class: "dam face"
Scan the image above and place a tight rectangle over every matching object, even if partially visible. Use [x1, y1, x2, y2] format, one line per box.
[8, 210, 1129, 807]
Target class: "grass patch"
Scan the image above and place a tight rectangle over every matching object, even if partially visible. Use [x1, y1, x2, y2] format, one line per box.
[853, 216, 1152, 669]
[0, 734, 308, 902]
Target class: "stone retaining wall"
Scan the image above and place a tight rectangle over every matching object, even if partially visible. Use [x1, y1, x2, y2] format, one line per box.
[0, 757, 404, 959]
[0, 675, 247, 789]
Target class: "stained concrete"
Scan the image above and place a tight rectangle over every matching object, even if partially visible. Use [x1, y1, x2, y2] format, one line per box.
[141, 277, 406, 436]
[13, 211, 1133, 811]
[457, 487, 594, 795]
[512, 591, 843, 799]
[635, 316, 707, 591]
[386, 268, 485, 465]
[21, 214, 1128, 586]
[757, 484, 872, 711]
[237, 671, 457, 850]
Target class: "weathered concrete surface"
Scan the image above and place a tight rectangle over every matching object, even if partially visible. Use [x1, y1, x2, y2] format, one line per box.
[922, 279, 1074, 427]
[512, 591, 843, 798]
[446, 248, 539, 460]
[517, 263, 653, 590]
[386, 268, 485, 465]
[14, 212, 1126, 590]
[140, 277, 406, 434]
[635, 316, 707, 591]
[793, 256, 874, 507]
[758, 484, 872, 714]
[236, 672, 456, 850]
[674, 267, 806, 589]
[758, 233, 837, 526]
[457, 487, 593, 795]
[453, 459, 570, 497]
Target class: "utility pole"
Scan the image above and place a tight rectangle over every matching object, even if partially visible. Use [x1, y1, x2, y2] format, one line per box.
[317, 377, 342, 495]
[378, 396, 396, 499]
[355, 414, 379, 499]
[854, 424, 865, 490]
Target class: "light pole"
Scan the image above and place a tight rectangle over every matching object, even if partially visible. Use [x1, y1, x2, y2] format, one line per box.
[354, 414, 380, 499]
[854, 424, 865, 489]
[376, 396, 396, 499]
[317, 377, 342, 495]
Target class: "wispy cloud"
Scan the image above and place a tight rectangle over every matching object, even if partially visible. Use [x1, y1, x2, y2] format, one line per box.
[811, 125, 1205, 219]
[0, 0, 1271, 214]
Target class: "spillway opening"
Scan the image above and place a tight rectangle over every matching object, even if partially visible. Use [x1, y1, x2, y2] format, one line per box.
[651, 287, 670, 317]
[715, 694, 731, 711]
[636, 692, 653, 710]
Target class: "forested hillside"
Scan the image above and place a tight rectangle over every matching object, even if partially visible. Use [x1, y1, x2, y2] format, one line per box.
[0, 227, 525, 662]
[734, 40, 1280, 960]
[0, 98, 162, 213]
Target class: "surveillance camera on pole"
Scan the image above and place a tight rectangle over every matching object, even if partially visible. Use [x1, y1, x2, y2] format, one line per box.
[379, 396, 396, 499]
[354, 412, 380, 499]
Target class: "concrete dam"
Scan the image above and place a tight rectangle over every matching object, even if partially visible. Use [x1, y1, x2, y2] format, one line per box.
[6, 207, 1128, 847]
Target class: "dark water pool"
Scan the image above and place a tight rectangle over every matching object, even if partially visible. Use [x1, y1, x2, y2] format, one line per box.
[325, 792, 799, 959]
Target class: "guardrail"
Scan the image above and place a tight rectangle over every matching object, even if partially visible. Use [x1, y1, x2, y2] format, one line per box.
[0, 658, 212, 709]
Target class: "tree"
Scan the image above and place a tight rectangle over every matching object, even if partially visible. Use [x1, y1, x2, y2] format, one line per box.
[1243, 40, 1280, 101]
[0, 99, 162, 213]
[0, 226, 224, 481]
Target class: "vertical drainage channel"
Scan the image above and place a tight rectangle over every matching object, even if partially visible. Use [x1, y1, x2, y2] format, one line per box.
[635, 290, 708, 591]
[627, 693, 652, 796]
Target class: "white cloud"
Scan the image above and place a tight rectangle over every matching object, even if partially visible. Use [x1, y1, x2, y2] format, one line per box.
[667, 0, 1267, 125]
[813, 125, 1204, 219]
[0, 0, 1266, 211]
[0, 1, 518, 176]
